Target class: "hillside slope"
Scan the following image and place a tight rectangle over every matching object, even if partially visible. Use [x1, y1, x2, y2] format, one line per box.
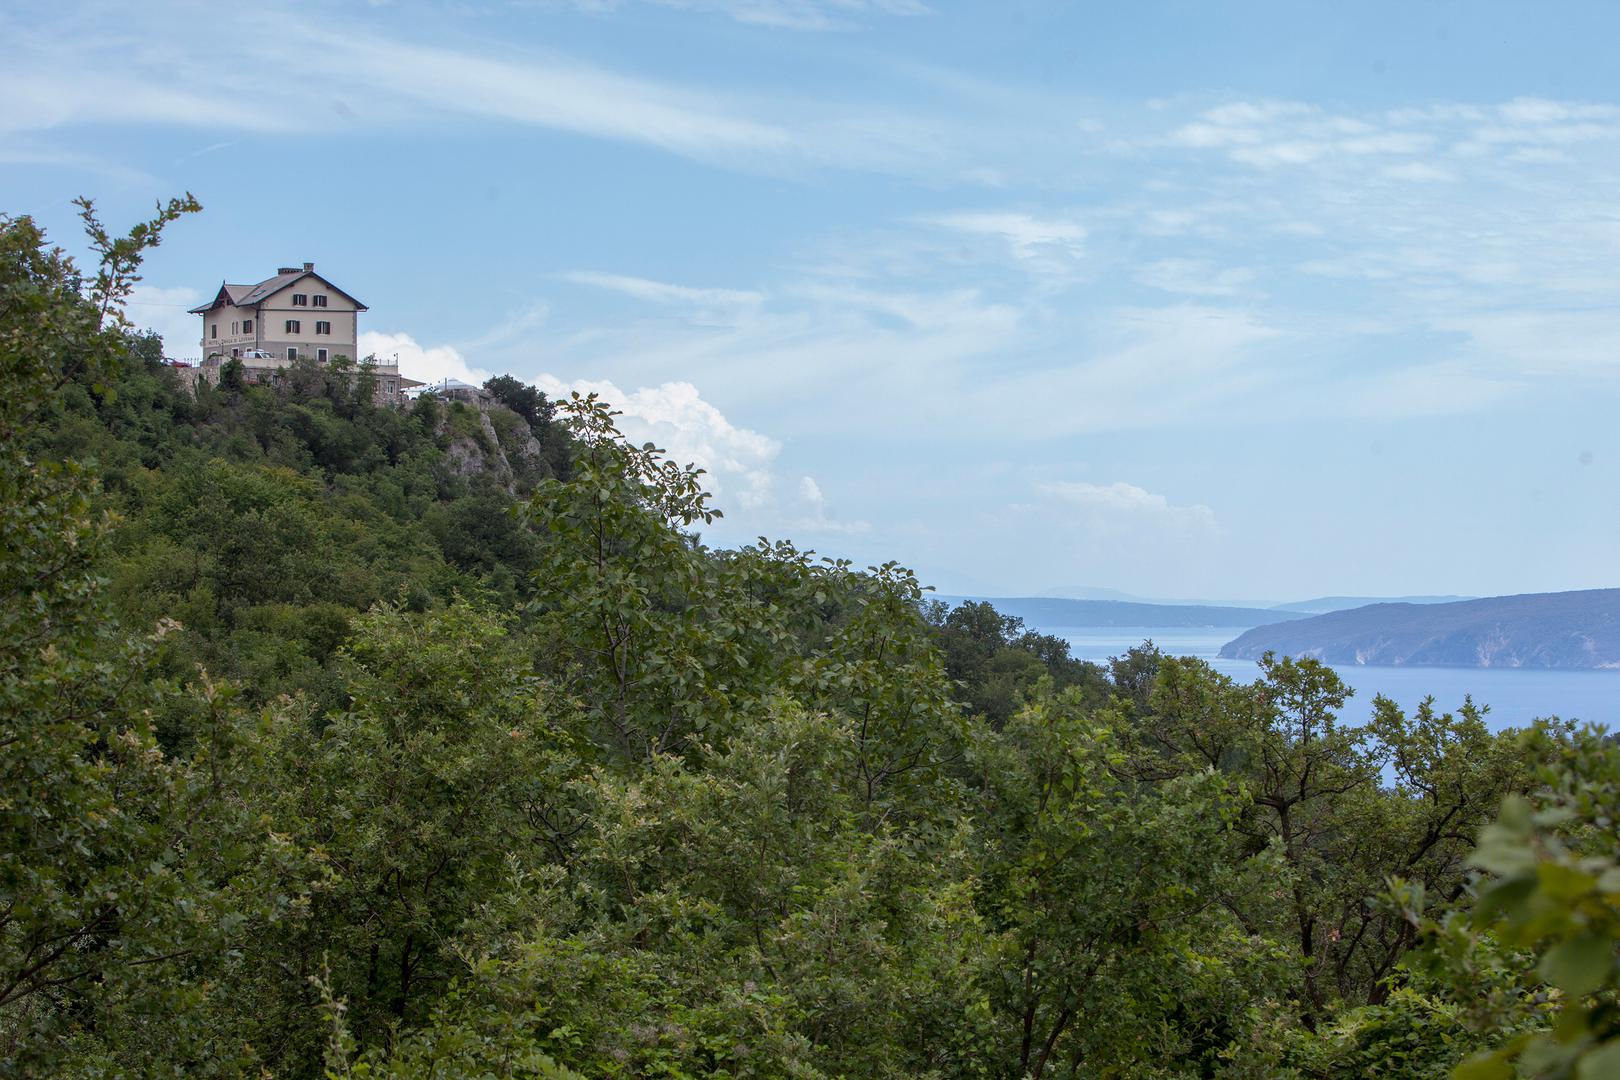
[1220, 589, 1620, 669]
[42, 335, 573, 704]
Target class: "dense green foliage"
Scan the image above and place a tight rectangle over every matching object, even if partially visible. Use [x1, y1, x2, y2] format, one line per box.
[36, 306, 569, 710]
[5, 204, 1619, 1078]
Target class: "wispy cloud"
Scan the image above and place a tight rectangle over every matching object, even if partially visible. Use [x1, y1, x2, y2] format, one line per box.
[453, 304, 552, 354]
[1166, 95, 1620, 176]
[0, 8, 771, 158]
[564, 271, 764, 309]
[0, 140, 156, 183]
[1035, 480, 1217, 535]
[0, 2, 947, 174]
[176, 140, 237, 163]
[556, 0, 929, 31]
[925, 210, 1087, 261]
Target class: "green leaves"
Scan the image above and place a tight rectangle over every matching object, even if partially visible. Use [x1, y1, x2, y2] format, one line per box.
[0, 203, 262, 1075]
[1577, 1038, 1620, 1079]
[1539, 936, 1612, 998]
[1440, 726, 1620, 1078]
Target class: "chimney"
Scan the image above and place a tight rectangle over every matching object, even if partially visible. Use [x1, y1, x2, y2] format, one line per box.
[303, 262, 314, 272]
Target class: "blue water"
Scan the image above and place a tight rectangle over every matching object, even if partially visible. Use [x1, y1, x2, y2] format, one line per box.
[1048, 626, 1620, 733]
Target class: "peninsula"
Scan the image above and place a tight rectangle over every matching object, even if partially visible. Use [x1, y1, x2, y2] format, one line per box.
[1219, 589, 1620, 669]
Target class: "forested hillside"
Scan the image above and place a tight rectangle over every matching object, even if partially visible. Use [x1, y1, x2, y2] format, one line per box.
[6, 203, 1620, 1078]
[40, 325, 570, 708]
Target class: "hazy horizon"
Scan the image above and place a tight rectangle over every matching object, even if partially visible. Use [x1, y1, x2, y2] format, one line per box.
[6, 0, 1619, 600]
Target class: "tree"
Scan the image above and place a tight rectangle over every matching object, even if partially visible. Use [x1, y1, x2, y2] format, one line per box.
[924, 600, 1109, 727]
[0, 201, 258, 1073]
[1449, 725, 1620, 1079]
[971, 687, 1256, 1076]
[482, 375, 553, 430]
[1115, 652, 1538, 1032]
[234, 602, 573, 1065]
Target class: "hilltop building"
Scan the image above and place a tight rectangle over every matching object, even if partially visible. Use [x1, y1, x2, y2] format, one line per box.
[187, 262, 419, 404]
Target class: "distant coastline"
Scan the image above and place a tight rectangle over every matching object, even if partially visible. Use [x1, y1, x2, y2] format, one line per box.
[1218, 589, 1620, 670]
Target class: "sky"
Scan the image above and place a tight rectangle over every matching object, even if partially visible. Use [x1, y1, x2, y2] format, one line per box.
[5, 0, 1619, 604]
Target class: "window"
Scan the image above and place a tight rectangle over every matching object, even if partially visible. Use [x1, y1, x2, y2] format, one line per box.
[317, 348, 329, 362]
[231, 347, 240, 358]
[313, 295, 328, 307]
[315, 320, 331, 335]
[210, 323, 218, 339]
[243, 318, 253, 333]
[285, 319, 300, 333]
[292, 294, 308, 306]
[287, 347, 297, 361]
[231, 321, 238, 335]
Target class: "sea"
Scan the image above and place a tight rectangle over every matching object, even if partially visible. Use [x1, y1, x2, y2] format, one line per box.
[1045, 626, 1620, 734]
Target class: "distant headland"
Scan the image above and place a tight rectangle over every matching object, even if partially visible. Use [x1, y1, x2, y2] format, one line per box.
[1219, 589, 1620, 670]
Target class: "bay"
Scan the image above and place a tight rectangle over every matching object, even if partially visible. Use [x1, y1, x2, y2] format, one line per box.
[1045, 626, 1620, 733]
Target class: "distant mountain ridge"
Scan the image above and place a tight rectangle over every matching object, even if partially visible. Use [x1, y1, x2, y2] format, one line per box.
[1220, 589, 1620, 669]
[1036, 585, 1249, 608]
[1270, 595, 1474, 614]
[937, 596, 1301, 629]
[1034, 587, 1477, 613]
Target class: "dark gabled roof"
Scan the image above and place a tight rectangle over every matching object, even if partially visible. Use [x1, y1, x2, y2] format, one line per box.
[189, 268, 368, 313]
[189, 283, 238, 314]
[237, 271, 307, 306]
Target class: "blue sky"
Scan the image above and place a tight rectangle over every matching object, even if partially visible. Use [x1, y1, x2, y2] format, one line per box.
[6, 0, 1619, 603]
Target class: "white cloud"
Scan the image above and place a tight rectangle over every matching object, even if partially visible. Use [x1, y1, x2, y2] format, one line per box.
[984, 304, 1290, 434]
[0, 138, 156, 182]
[124, 284, 205, 359]
[787, 281, 1022, 335]
[1170, 99, 1451, 172]
[0, 7, 784, 164]
[320, 30, 794, 163]
[563, 271, 764, 310]
[562, 0, 929, 31]
[1430, 310, 1620, 378]
[926, 211, 1087, 262]
[533, 376, 781, 508]
[454, 304, 552, 353]
[1381, 161, 1455, 182]
[1229, 141, 1330, 167]
[1506, 147, 1571, 164]
[1035, 480, 1217, 535]
[0, 3, 950, 175]
[360, 330, 491, 385]
[789, 473, 869, 535]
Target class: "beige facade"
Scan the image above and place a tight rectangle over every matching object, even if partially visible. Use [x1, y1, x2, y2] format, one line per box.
[194, 262, 362, 364]
[190, 263, 420, 405]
